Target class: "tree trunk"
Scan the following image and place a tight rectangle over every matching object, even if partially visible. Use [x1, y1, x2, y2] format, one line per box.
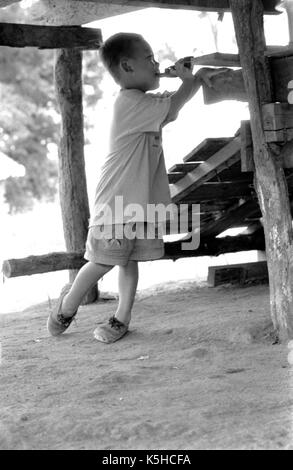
[54, 48, 97, 304]
[230, 0, 293, 341]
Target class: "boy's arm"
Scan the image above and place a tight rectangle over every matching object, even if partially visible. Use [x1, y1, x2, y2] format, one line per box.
[163, 63, 228, 124]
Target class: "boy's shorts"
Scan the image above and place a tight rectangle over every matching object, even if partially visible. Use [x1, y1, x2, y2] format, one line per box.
[84, 223, 164, 266]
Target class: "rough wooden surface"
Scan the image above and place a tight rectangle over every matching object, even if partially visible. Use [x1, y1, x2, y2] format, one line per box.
[171, 137, 241, 203]
[183, 138, 232, 163]
[231, 0, 293, 341]
[182, 181, 254, 202]
[200, 200, 260, 238]
[202, 69, 247, 105]
[208, 261, 268, 287]
[0, 23, 102, 49]
[55, 49, 97, 303]
[2, 252, 87, 278]
[241, 120, 254, 172]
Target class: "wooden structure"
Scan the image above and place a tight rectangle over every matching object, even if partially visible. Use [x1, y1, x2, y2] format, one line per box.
[1, 0, 293, 341]
[208, 261, 268, 287]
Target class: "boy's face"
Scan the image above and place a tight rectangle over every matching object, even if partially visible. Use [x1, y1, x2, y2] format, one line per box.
[123, 40, 160, 91]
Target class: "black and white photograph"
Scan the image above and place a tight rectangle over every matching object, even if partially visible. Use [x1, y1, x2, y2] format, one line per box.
[0, 0, 293, 452]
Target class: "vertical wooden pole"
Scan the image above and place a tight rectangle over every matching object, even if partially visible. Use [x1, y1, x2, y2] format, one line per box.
[54, 48, 98, 304]
[230, 0, 293, 342]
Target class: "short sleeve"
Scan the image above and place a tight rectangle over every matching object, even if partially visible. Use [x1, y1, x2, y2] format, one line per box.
[124, 91, 171, 134]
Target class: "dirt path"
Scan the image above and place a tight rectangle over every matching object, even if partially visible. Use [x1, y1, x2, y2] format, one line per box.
[0, 282, 292, 450]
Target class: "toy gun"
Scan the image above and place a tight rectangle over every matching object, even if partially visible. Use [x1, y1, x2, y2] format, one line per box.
[158, 56, 196, 78]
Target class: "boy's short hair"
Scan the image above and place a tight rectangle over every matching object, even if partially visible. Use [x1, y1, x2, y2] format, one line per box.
[100, 32, 144, 81]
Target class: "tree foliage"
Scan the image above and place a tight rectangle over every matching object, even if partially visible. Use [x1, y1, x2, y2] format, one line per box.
[0, 3, 104, 213]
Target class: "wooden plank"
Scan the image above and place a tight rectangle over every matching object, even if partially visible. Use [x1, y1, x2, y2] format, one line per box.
[208, 164, 254, 182]
[262, 103, 293, 130]
[193, 53, 241, 67]
[183, 138, 233, 162]
[28, 0, 143, 26]
[0, 23, 102, 49]
[202, 69, 247, 105]
[240, 120, 254, 172]
[207, 261, 268, 287]
[171, 137, 241, 202]
[200, 199, 260, 238]
[181, 181, 255, 202]
[168, 172, 184, 184]
[60, 0, 280, 14]
[168, 162, 202, 173]
[266, 45, 293, 59]
[265, 128, 293, 142]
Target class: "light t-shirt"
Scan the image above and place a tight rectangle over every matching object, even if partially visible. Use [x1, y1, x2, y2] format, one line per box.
[89, 89, 173, 227]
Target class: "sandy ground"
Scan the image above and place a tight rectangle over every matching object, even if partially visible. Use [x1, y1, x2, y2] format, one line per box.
[0, 280, 292, 450]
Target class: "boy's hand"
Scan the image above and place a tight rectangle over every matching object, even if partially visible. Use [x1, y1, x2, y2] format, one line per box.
[196, 67, 230, 88]
[174, 58, 194, 81]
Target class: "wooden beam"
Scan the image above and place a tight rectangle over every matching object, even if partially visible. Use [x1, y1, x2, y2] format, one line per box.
[171, 137, 241, 203]
[164, 230, 266, 260]
[168, 162, 202, 173]
[2, 252, 87, 278]
[0, 23, 102, 49]
[230, 0, 293, 342]
[202, 69, 247, 105]
[181, 181, 255, 202]
[1, 230, 266, 277]
[28, 0, 143, 26]
[55, 48, 97, 303]
[200, 199, 260, 238]
[193, 53, 241, 67]
[241, 120, 254, 172]
[168, 162, 203, 183]
[55, 0, 280, 14]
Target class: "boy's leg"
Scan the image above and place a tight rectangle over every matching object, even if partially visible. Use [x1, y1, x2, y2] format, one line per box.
[62, 261, 113, 317]
[93, 260, 138, 343]
[47, 261, 113, 336]
[115, 260, 139, 326]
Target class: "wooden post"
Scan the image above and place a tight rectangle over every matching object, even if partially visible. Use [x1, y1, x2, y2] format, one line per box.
[230, 0, 293, 341]
[54, 48, 97, 304]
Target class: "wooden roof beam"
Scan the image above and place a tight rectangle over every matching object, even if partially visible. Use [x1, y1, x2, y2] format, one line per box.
[64, 0, 280, 14]
[0, 23, 102, 49]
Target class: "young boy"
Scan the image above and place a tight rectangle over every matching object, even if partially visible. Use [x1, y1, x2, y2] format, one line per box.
[47, 32, 221, 343]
